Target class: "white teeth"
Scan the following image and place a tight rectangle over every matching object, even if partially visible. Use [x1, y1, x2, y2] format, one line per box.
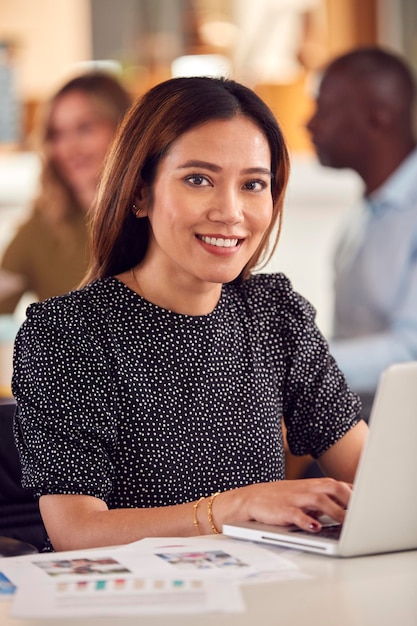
[200, 236, 239, 247]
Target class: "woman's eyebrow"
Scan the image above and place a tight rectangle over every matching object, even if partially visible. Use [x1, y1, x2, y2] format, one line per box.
[242, 167, 273, 178]
[176, 160, 221, 172]
[177, 160, 272, 177]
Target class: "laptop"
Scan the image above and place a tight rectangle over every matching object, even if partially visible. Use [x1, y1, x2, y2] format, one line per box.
[223, 362, 417, 557]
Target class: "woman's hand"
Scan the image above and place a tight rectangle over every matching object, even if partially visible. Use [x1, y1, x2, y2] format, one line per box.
[215, 478, 353, 533]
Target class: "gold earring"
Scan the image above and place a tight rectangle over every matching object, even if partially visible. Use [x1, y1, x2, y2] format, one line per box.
[132, 204, 142, 218]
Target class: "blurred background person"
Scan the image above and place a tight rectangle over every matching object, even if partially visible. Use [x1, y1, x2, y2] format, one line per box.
[306, 46, 417, 419]
[0, 71, 132, 314]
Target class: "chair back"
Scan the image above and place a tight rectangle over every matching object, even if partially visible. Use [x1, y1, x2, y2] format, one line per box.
[0, 398, 46, 551]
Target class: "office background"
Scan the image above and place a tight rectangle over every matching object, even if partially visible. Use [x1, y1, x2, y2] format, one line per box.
[0, 0, 416, 335]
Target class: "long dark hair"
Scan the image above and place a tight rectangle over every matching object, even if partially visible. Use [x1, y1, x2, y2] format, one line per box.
[85, 76, 290, 283]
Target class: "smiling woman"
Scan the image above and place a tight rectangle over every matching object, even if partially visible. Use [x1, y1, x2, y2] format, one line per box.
[124, 115, 273, 315]
[12, 76, 367, 552]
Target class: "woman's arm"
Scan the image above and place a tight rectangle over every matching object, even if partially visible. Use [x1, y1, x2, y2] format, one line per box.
[317, 419, 368, 482]
[40, 472, 357, 551]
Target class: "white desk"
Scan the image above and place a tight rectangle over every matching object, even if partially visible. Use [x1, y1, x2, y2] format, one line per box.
[1, 544, 417, 626]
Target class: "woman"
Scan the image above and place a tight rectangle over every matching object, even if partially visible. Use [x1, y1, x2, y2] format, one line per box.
[0, 71, 132, 313]
[13, 77, 368, 552]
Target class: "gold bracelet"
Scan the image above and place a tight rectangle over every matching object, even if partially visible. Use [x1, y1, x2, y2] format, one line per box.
[193, 496, 205, 535]
[207, 492, 221, 534]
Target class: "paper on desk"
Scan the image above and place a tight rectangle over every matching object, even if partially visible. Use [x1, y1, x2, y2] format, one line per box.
[123, 535, 306, 582]
[3, 535, 306, 618]
[11, 570, 241, 617]
[6, 547, 243, 617]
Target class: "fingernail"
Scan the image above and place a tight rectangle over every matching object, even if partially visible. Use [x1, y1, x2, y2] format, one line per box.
[309, 522, 319, 531]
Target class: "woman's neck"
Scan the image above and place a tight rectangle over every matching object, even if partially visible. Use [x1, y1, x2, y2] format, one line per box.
[126, 266, 223, 316]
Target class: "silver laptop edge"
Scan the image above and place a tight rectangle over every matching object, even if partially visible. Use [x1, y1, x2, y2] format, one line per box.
[223, 362, 417, 557]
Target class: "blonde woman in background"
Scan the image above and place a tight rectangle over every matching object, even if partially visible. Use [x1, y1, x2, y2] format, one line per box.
[0, 71, 132, 313]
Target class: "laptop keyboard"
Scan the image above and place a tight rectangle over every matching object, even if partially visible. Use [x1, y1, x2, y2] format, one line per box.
[291, 524, 342, 540]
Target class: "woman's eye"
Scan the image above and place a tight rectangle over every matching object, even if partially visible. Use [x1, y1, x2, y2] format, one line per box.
[185, 174, 211, 187]
[243, 180, 268, 192]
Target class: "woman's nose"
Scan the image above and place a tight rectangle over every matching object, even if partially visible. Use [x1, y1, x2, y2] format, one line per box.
[208, 188, 244, 224]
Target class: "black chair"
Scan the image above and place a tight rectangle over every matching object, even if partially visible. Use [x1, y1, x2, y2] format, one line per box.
[0, 398, 47, 555]
[0, 535, 38, 557]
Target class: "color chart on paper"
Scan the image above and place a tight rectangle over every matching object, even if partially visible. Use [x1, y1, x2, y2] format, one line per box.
[53, 576, 207, 609]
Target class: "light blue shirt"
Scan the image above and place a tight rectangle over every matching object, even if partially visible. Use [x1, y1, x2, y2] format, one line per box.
[330, 147, 417, 393]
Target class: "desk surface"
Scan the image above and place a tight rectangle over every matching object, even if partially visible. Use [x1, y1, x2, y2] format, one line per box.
[1, 543, 417, 626]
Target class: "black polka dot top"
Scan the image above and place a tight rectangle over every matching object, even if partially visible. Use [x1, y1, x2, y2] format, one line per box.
[13, 273, 360, 510]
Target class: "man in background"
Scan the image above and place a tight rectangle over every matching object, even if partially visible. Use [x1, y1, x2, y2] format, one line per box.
[306, 46, 417, 418]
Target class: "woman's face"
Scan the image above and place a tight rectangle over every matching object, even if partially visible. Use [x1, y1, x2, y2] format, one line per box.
[48, 90, 116, 200]
[141, 115, 273, 292]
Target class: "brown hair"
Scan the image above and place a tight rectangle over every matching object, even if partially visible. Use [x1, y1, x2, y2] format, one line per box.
[86, 76, 290, 283]
[32, 72, 132, 236]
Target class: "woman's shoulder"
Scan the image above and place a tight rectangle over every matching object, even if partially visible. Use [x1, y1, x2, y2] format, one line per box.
[2, 212, 45, 250]
[226, 273, 316, 321]
[21, 278, 120, 336]
[4, 211, 61, 258]
[239, 272, 293, 298]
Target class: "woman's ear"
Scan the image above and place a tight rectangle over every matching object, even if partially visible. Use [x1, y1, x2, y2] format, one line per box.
[132, 203, 143, 219]
[133, 185, 152, 218]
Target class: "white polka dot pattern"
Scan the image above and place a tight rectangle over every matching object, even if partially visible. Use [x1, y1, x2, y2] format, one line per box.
[12, 273, 360, 511]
